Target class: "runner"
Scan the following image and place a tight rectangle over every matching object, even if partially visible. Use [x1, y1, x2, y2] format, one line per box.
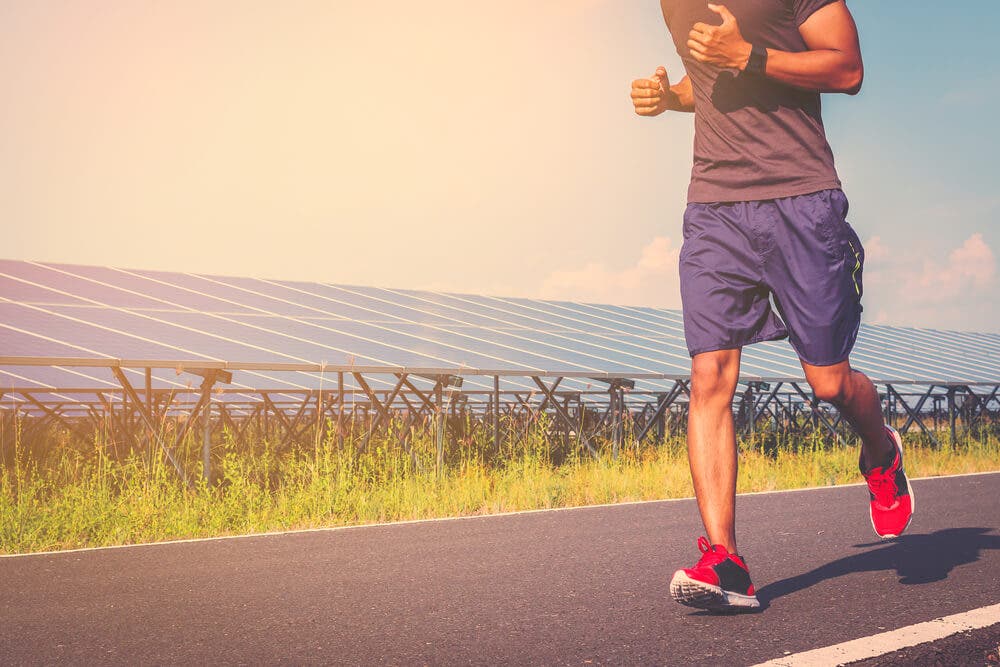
[630, 0, 913, 611]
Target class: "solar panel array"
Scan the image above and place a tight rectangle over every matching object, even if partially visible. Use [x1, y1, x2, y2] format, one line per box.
[2, 259, 999, 408]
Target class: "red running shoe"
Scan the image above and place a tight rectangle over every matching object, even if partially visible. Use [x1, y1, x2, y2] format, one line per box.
[669, 537, 760, 611]
[862, 425, 914, 539]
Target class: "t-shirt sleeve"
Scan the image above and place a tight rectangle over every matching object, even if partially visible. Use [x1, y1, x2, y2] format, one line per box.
[793, 0, 841, 27]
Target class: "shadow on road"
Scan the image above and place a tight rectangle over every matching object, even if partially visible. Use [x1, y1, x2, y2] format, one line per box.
[756, 527, 1000, 607]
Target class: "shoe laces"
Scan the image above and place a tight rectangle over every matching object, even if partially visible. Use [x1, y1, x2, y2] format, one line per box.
[694, 536, 728, 567]
[866, 468, 899, 510]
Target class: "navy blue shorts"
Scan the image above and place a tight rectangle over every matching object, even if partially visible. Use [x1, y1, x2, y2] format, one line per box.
[679, 189, 864, 367]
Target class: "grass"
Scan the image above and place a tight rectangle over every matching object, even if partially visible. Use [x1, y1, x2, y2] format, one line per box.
[1, 416, 998, 555]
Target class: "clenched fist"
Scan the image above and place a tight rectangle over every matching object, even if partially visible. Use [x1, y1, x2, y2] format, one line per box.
[688, 4, 751, 70]
[631, 66, 673, 116]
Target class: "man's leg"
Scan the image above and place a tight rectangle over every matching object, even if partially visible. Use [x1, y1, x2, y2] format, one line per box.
[800, 359, 893, 469]
[670, 347, 759, 611]
[672, 199, 775, 610]
[688, 349, 742, 553]
[801, 357, 914, 538]
[763, 188, 914, 539]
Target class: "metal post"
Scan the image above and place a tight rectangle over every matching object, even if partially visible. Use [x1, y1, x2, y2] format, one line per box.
[337, 371, 344, 449]
[435, 380, 444, 478]
[119, 387, 127, 456]
[202, 399, 212, 482]
[493, 374, 500, 451]
[811, 393, 819, 433]
[947, 386, 957, 447]
[610, 383, 620, 459]
[656, 393, 666, 444]
[314, 389, 322, 449]
[145, 367, 153, 465]
[882, 384, 891, 424]
[562, 394, 572, 451]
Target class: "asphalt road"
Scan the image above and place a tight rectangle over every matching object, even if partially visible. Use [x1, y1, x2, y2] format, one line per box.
[844, 622, 1000, 666]
[2, 472, 999, 665]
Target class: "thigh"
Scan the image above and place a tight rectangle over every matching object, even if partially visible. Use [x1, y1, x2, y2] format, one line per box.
[766, 189, 864, 367]
[680, 202, 788, 357]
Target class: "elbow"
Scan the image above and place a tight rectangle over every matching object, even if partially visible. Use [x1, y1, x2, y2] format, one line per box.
[844, 68, 863, 95]
[840, 61, 864, 95]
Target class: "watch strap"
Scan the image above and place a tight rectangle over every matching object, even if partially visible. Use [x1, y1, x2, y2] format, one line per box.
[746, 44, 768, 75]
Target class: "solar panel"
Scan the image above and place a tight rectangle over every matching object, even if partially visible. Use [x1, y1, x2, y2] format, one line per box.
[2, 259, 999, 403]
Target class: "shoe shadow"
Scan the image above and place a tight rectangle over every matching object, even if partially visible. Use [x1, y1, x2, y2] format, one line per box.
[755, 527, 1000, 609]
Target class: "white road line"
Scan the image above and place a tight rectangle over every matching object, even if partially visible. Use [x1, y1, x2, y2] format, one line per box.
[1, 470, 996, 559]
[754, 602, 1000, 666]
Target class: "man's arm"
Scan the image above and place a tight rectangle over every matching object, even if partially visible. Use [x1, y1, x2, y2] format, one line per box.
[631, 67, 695, 116]
[687, 1, 863, 95]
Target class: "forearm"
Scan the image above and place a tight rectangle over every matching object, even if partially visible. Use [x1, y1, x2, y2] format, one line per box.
[687, 2, 863, 95]
[668, 76, 696, 112]
[758, 47, 863, 94]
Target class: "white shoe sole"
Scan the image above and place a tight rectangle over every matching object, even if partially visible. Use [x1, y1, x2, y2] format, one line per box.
[870, 425, 915, 539]
[669, 570, 760, 611]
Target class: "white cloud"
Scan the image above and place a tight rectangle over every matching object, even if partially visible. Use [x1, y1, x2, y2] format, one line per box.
[537, 236, 682, 308]
[947, 233, 995, 286]
[863, 235, 889, 263]
[861, 232, 998, 331]
[869, 308, 890, 325]
[913, 233, 995, 302]
[531, 232, 998, 332]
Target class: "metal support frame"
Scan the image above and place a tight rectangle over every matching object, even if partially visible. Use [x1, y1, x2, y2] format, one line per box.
[493, 375, 501, 451]
[635, 380, 689, 444]
[20, 392, 93, 443]
[112, 367, 190, 487]
[885, 384, 938, 445]
[172, 371, 220, 450]
[788, 382, 841, 442]
[4, 356, 998, 487]
[957, 384, 1000, 433]
[947, 387, 958, 445]
[202, 399, 212, 482]
[531, 376, 597, 457]
[751, 381, 785, 425]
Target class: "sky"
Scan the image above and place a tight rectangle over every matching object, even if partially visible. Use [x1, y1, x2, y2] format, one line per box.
[2, 1, 999, 332]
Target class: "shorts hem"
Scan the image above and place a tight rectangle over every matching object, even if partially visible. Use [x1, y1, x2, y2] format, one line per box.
[687, 331, 789, 358]
[794, 351, 854, 368]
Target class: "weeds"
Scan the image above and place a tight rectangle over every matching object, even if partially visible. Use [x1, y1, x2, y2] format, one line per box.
[1, 413, 997, 554]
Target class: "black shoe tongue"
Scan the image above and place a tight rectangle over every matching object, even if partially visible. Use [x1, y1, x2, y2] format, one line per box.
[860, 448, 896, 474]
[878, 448, 896, 470]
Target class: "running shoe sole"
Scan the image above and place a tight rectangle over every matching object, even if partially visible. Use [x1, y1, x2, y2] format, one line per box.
[669, 570, 760, 611]
[869, 426, 915, 540]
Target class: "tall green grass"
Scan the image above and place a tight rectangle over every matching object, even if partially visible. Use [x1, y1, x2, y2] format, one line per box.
[2, 415, 998, 554]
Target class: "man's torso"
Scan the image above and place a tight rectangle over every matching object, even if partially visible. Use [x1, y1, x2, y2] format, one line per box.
[660, 0, 842, 203]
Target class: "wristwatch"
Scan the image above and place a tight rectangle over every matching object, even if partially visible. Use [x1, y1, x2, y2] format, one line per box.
[746, 44, 768, 76]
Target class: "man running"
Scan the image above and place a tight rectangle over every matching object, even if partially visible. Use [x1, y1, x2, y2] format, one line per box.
[630, 0, 913, 611]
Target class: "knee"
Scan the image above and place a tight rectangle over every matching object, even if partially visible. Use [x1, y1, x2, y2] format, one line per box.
[809, 373, 851, 405]
[690, 353, 739, 405]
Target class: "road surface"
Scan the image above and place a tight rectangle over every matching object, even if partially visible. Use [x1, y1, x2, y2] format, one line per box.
[2, 472, 998, 665]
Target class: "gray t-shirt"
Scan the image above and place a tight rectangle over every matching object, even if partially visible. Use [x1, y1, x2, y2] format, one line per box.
[661, 0, 843, 203]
